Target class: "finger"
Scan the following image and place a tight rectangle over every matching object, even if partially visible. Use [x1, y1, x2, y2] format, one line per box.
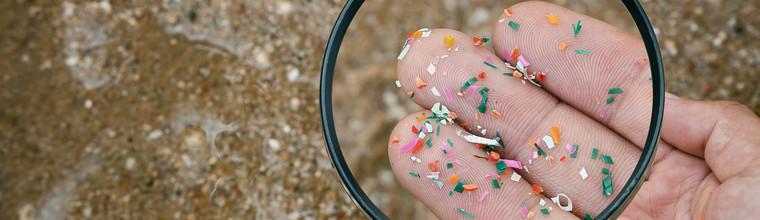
[491, 1, 653, 148]
[396, 28, 639, 216]
[388, 111, 577, 219]
[662, 95, 760, 181]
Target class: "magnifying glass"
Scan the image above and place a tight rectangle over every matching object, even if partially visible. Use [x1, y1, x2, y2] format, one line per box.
[321, 0, 664, 219]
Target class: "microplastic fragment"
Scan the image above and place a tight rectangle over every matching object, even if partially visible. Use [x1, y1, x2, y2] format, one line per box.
[463, 184, 479, 192]
[517, 55, 531, 67]
[511, 48, 520, 61]
[573, 19, 582, 37]
[546, 15, 560, 24]
[608, 87, 624, 94]
[603, 174, 614, 197]
[504, 8, 513, 17]
[542, 135, 556, 149]
[575, 49, 592, 55]
[444, 35, 455, 48]
[458, 208, 476, 218]
[411, 156, 422, 163]
[454, 180, 465, 193]
[520, 206, 529, 219]
[478, 87, 489, 113]
[531, 183, 544, 195]
[535, 143, 547, 157]
[606, 96, 616, 104]
[447, 162, 454, 169]
[508, 21, 520, 31]
[551, 194, 573, 212]
[460, 132, 499, 146]
[579, 167, 588, 180]
[570, 144, 579, 158]
[540, 208, 550, 216]
[484, 61, 498, 69]
[550, 126, 560, 144]
[584, 214, 593, 220]
[448, 175, 459, 184]
[564, 144, 574, 154]
[602, 167, 610, 175]
[460, 77, 478, 91]
[492, 179, 500, 189]
[395, 80, 401, 88]
[591, 148, 599, 160]
[425, 137, 432, 148]
[420, 28, 432, 37]
[399, 138, 420, 153]
[496, 161, 508, 175]
[397, 45, 411, 60]
[436, 125, 441, 136]
[426, 172, 440, 179]
[433, 180, 444, 188]
[539, 198, 546, 206]
[415, 76, 427, 88]
[559, 41, 568, 51]
[503, 159, 523, 169]
[479, 191, 489, 202]
[511, 172, 522, 182]
[601, 154, 614, 164]
[409, 172, 420, 178]
[495, 131, 506, 148]
[427, 63, 436, 75]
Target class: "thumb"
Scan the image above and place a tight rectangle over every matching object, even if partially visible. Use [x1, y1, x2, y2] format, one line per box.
[661, 93, 760, 181]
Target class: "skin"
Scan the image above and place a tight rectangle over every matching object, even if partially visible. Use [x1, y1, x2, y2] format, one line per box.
[387, 1, 760, 219]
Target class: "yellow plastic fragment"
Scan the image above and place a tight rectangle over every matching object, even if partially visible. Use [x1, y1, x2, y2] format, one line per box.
[512, 70, 523, 78]
[444, 35, 456, 48]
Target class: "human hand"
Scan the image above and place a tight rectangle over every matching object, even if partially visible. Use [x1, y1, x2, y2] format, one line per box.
[387, 2, 760, 219]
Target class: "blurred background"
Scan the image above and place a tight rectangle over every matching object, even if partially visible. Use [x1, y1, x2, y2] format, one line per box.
[1, 0, 757, 219]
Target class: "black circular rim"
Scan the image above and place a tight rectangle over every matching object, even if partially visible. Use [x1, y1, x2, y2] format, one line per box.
[319, 0, 664, 219]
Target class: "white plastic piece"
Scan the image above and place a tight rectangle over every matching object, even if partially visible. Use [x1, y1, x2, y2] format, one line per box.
[551, 194, 573, 212]
[579, 167, 588, 180]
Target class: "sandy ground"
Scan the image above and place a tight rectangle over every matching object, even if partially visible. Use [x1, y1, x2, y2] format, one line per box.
[0, 0, 757, 219]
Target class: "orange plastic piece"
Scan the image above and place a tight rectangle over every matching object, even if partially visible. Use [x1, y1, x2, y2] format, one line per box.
[463, 184, 479, 192]
[504, 8, 513, 17]
[411, 30, 422, 39]
[443, 35, 456, 48]
[491, 110, 502, 118]
[488, 151, 501, 161]
[477, 72, 486, 79]
[428, 162, 438, 172]
[411, 125, 419, 134]
[416, 114, 426, 122]
[511, 48, 520, 61]
[532, 183, 544, 195]
[448, 112, 459, 120]
[550, 125, 560, 144]
[536, 71, 547, 82]
[472, 37, 485, 47]
[448, 175, 460, 184]
[411, 139, 424, 154]
[545, 15, 560, 25]
[559, 41, 568, 51]
[415, 76, 427, 88]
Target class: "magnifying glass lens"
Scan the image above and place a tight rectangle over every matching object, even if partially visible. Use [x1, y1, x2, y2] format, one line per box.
[329, 1, 658, 219]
